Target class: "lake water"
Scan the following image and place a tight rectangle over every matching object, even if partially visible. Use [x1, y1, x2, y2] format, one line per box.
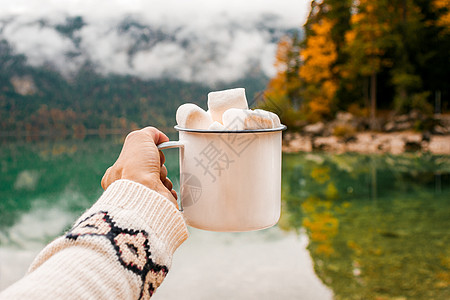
[0, 136, 449, 299]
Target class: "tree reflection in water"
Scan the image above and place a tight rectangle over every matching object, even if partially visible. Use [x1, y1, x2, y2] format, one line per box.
[1, 138, 449, 299]
[280, 153, 450, 299]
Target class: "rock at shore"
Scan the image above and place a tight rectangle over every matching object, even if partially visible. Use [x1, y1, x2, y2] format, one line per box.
[283, 111, 450, 155]
[283, 131, 450, 155]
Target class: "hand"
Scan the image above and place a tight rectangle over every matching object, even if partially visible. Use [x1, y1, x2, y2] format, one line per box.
[101, 127, 178, 207]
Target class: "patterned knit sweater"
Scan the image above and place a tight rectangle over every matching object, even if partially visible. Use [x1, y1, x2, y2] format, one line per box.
[0, 179, 189, 299]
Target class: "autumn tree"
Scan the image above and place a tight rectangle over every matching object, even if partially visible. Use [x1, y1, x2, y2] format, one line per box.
[262, 32, 303, 127]
[344, 0, 449, 116]
[299, 18, 338, 122]
[263, 0, 450, 128]
[433, 0, 450, 30]
[304, 0, 352, 59]
[263, 0, 351, 123]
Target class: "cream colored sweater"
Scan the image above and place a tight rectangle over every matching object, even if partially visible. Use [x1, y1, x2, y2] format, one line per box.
[0, 179, 189, 300]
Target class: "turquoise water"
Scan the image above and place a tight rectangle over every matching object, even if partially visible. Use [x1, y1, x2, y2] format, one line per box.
[0, 137, 449, 299]
[281, 153, 450, 299]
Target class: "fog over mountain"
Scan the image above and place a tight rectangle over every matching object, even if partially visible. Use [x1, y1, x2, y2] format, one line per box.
[0, 0, 309, 84]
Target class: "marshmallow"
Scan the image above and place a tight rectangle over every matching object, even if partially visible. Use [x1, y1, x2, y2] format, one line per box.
[222, 108, 248, 130]
[223, 108, 274, 130]
[255, 109, 281, 128]
[269, 112, 281, 128]
[245, 110, 274, 129]
[207, 88, 249, 124]
[176, 103, 213, 129]
[208, 121, 226, 131]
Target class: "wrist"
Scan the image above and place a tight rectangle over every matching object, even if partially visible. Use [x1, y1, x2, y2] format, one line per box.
[90, 179, 188, 256]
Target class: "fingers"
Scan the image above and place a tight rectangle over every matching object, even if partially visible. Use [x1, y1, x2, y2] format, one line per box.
[101, 168, 110, 190]
[159, 165, 176, 201]
[140, 126, 169, 145]
[160, 165, 168, 180]
[101, 166, 118, 190]
[160, 165, 173, 191]
[163, 178, 173, 191]
[163, 189, 179, 208]
[107, 127, 178, 206]
[159, 150, 165, 166]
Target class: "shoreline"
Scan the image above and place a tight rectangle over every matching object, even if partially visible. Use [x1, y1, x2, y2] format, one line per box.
[283, 131, 450, 155]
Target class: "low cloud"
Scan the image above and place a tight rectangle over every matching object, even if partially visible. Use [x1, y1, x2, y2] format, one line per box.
[0, 0, 310, 83]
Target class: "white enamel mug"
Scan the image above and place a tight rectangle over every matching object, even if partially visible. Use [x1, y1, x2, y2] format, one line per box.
[158, 125, 286, 232]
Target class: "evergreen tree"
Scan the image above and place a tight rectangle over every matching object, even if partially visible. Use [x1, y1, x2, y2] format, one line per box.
[343, 0, 394, 128]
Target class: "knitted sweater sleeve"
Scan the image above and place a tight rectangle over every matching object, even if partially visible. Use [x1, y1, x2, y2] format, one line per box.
[0, 179, 189, 300]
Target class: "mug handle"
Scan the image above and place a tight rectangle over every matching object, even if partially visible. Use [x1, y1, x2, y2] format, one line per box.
[158, 141, 185, 150]
[157, 141, 185, 210]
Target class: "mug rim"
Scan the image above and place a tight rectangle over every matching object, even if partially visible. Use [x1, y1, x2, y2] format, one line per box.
[174, 124, 287, 133]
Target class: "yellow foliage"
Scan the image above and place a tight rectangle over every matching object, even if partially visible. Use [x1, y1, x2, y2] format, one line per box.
[325, 182, 339, 200]
[347, 103, 369, 117]
[322, 80, 337, 100]
[316, 244, 335, 256]
[342, 202, 351, 208]
[262, 35, 303, 126]
[434, 0, 450, 32]
[435, 271, 450, 286]
[299, 18, 338, 121]
[303, 213, 338, 236]
[264, 38, 291, 102]
[311, 232, 329, 241]
[344, 0, 391, 76]
[300, 19, 337, 84]
[273, 37, 292, 75]
[301, 195, 340, 257]
[308, 98, 330, 120]
[333, 124, 356, 138]
[347, 240, 363, 256]
[301, 199, 316, 214]
[310, 166, 331, 184]
[266, 36, 300, 99]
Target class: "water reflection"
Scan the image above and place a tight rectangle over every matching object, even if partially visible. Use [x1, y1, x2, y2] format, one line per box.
[0, 138, 449, 298]
[0, 137, 125, 234]
[280, 153, 450, 299]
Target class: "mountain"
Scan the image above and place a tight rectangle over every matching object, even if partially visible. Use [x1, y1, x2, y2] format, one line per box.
[0, 14, 296, 135]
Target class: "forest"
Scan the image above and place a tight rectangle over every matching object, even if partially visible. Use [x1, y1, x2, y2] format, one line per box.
[0, 38, 266, 137]
[1, 0, 449, 137]
[260, 0, 450, 129]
